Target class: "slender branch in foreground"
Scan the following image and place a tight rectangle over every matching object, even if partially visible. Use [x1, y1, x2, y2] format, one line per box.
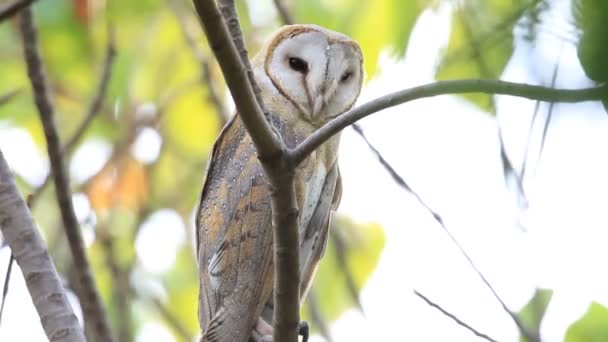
[353, 123, 537, 340]
[330, 226, 363, 312]
[0, 150, 85, 341]
[0, 89, 22, 106]
[273, 0, 294, 25]
[0, 0, 36, 22]
[414, 290, 497, 342]
[291, 79, 606, 166]
[192, 0, 282, 160]
[167, 0, 228, 124]
[29, 31, 116, 207]
[306, 289, 333, 342]
[18, 9, 115, 342]
[217, 0, 265, 108]
[0, 251, 14, 325]
[192, 1, 300, 341]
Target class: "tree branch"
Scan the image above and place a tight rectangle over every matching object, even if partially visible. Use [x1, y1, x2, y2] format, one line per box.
[167, 0, 228, 124]
[192, 1, 301, 341]
[191, 0, 282, 160]
[291, 79, 606, 166]
[354, 120, 537, 340]
[217, 0, 265, 109]
[0, 88, 22, 107]
[414, 290, 497, 342]
[0, 150, 85, 342]
[29, 30, 116, 207]
[0, 0, 37, 22]
[273, 0, 293, 25]
[18, 8, 115, 342]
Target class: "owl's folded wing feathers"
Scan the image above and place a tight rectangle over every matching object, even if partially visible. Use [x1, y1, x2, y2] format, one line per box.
[197, 115, 275, 342]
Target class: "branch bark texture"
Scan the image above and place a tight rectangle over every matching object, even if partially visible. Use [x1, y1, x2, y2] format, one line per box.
[18, 8, 115, 342]
[0, 150, 85, 342]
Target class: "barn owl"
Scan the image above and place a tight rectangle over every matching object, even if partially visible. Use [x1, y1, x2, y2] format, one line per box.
[196, 24, 363, 342]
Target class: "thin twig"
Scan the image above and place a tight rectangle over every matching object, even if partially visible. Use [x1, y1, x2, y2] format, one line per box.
[535, 50, 562, 176]
[29, 30, 116, 207]
[291, 79, 606, 166]
[306, 289, 333, 342]
[146, 294, 192, 341]
[191, 0, 282, 160]
[167, 0, 228, 124]
[0, 89, 22, 106]
[217, 0, 265, 109]
[0, 253, 13, 325]
[192, 1, 300, 340]
[18, 8, 115, 342]
[0, 0, 37, 22]
[414, 290, 498, 342]
[0, 150, 85, 341]
[98, 230, 132, 342]
[273, 0, 293, 25]
[352, 124, 537, 341]
[330, 226, 363, 312]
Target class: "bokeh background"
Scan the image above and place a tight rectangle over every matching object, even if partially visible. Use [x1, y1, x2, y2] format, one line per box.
[1, 0, 608, 341]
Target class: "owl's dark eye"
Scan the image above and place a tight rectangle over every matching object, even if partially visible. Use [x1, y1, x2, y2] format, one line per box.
[288, 57, 308, 74]
[340, 71, 352, 83]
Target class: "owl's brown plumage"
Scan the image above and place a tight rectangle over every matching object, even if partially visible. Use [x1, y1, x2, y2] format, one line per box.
[196, 24, 362, 342]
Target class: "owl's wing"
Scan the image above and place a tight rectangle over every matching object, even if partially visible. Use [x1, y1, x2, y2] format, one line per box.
[299, 162, 342, 299]
[196, 115, 274, 342]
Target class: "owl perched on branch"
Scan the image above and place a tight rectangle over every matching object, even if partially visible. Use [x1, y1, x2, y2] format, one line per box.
[196, 24, 363, 342]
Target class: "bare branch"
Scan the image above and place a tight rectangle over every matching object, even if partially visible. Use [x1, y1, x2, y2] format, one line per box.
[18, 8, 115, 342]
[353, 124, 537, 341]
[29, 31, 116, 207]
[273, 0, 293, 25]
[0, 0, 36, 22]
[414, 290, 498, 342]
[305, 289, 332, 342]
[0, 150, 85, 341]
[167, 0, 228, 124]
[0, 253, 13, 325]
[63, 30, 116, 155]
[192, 1, 300, 341]
[330, 227, 362, 312]
[291, 79, 606, 166]
[217, 0, 265, 108]
[191, 0, 282, 160]
[0, 89, 22, 106]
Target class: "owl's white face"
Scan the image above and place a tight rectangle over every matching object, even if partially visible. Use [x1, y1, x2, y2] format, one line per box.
[262, 25, 363, 126]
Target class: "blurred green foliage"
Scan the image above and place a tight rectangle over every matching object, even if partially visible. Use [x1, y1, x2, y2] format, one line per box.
[1, 0, 608, 341]
[565, 302, 608, 342]
[574, 0, 608, 110]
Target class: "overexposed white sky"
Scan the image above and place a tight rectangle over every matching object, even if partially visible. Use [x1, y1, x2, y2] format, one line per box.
[2, 0, 607, 341]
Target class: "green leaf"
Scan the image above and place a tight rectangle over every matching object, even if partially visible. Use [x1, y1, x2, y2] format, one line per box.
[436, 0, 537, 112]
[565, 302, 608, 342]
[518, 288, 553, 342]
[573, 0, 608, 111]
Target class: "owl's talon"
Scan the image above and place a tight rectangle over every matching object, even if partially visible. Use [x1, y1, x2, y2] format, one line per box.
[298, 321, 309, 342]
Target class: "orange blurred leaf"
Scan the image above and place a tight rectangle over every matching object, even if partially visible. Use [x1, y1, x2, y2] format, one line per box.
[87, 156, 148, 212]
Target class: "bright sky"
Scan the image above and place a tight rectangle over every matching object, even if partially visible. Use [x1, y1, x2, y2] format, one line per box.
[2, 0, 607, 341]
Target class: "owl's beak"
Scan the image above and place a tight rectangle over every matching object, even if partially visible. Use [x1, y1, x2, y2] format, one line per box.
[310, 77, 339, 121]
